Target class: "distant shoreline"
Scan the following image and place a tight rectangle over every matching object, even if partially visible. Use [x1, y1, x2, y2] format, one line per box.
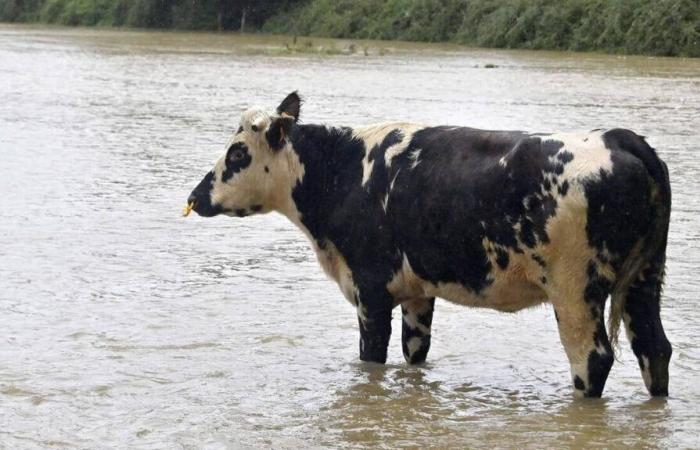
[2, 0, 698, 58]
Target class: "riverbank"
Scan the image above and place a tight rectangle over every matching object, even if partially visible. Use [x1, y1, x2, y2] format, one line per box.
[1, 0, 698, 57]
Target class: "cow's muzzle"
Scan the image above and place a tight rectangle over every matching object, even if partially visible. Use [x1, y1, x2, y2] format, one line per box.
[186, 172, 222, 217]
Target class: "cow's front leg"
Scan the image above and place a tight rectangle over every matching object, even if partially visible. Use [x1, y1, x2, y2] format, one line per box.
[357, 292, 393, 364]
[401, 297, 435, 364]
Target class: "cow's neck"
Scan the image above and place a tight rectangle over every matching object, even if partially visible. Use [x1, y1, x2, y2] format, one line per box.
[277, 123, 364, 245]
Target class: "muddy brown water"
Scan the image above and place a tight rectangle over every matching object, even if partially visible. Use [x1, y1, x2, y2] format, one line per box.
[1, 25, 699, 449]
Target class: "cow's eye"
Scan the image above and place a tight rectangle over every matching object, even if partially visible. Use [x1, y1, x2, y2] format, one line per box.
[231, 149, 245, 161]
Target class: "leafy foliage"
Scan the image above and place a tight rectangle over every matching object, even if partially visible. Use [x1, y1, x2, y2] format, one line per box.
[1, 0, 698, 57]
[264, 0, 699, 57]
[1, 0, 301, 30]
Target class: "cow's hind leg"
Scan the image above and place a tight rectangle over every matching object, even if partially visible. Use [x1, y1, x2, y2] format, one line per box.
[401, 297, 435, 364]
[552, 263, 614, 398]
[621, 257, 672, 396]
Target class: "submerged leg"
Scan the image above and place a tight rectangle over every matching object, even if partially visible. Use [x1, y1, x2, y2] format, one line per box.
[401, 297, 435, 364]
[357, 289, 393, 364]
[553, 263, 614, 398]
[622, 259, 672, 396]
[555, 304, 614, 398]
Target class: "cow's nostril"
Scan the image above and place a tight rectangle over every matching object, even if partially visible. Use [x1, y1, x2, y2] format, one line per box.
[187, 172, 222, 217]
[183, 194, 197, 217]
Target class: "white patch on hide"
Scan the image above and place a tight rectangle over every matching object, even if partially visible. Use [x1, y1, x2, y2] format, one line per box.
[406, 337, 423, 357]
[311, 239, 358, 307]
[386, 253, 428, 302]
[408, 148, 422, 169]
[571, 362, 589, 397]
[386, 250, 547, 313]
[542, 130, 613, 181]
[352, 122, 425, 186]
[402, 310, 430, 335]
[382, 169, 402, 212]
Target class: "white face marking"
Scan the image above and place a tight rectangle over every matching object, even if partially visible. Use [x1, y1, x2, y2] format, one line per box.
[206, 107, 305, 217]
[241, 107, 272, 133]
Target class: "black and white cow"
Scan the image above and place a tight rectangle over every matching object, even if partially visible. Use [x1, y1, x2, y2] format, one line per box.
[186, 92, 672, 398]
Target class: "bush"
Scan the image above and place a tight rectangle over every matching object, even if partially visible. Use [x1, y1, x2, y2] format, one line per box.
[1, 0, 698, 57]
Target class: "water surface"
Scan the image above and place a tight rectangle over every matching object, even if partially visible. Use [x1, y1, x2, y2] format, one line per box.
[1, 25, 699, 449]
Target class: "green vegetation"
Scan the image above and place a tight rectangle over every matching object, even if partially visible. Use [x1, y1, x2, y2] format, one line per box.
[1, 0, 698, 57]
[264, 0, 699, 57]
[0, 0, 297, 30]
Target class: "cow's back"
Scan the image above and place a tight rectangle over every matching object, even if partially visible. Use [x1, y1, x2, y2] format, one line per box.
[381, 126, 655, 305]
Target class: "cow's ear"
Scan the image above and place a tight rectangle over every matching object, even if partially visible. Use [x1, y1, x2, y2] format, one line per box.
[277, 91, 301, 122]
[266, 116, 294, 151]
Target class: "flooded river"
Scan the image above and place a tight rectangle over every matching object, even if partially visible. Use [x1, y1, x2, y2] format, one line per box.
[1, 25, 699, 449]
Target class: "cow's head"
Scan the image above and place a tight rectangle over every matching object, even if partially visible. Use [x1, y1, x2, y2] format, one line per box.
[185, 92, 302, 218]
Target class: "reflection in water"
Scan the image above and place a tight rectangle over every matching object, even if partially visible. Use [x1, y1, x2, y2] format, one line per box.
[327, 364, 676, 449]
[326, 364, 454, 446]
[0, 24, 699, 449]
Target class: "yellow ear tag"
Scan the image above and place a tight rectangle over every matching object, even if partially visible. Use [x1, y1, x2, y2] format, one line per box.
[183, 201, 195, 217]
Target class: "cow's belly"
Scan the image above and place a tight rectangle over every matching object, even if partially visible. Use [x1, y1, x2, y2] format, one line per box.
[426, 278, 547, 312]
[388, 252, 549, 312]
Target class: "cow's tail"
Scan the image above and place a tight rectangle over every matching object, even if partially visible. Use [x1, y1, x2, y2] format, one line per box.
[604, 129, 672, 350]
